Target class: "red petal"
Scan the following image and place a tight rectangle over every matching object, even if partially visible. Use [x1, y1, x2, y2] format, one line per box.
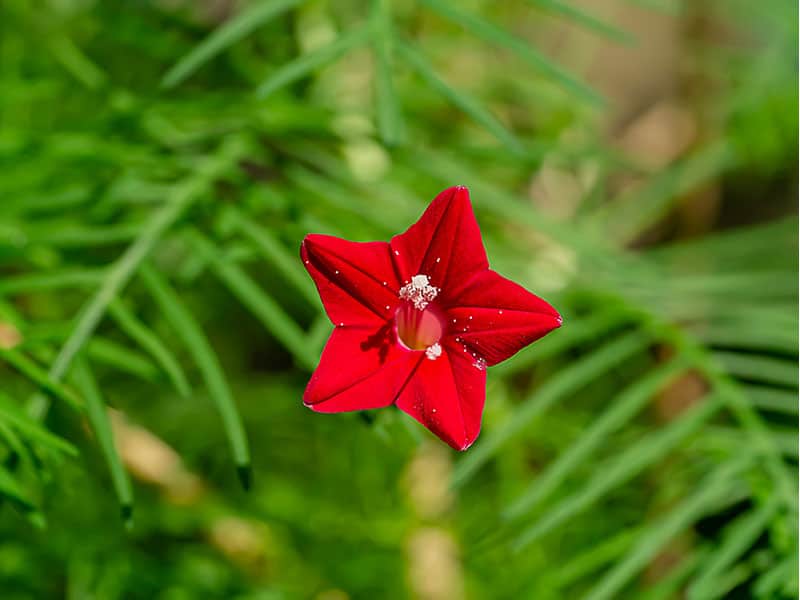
[396, 350, 487, 451]
[390, 186, 488, 302]
[301, 235, 401, 327]
[444, 270, 562, 366]
[304, 325, 423, 412]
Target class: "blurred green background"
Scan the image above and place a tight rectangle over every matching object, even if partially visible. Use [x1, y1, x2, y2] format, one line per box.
[0, 0, 797, 598]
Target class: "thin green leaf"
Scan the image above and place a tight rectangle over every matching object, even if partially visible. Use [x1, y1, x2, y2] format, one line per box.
[0, 348, 82, 412]
[186, 230, 314, 371]
[108, 300, 191, 397]
[510, 358, 691, 545]
[494, 309, 631, 376]
[162, 0, 302, 88]
[510, 394, 724, 545]
[582, 458, 750, 600]
[713, 351, 797, 387]
[592, 140, 736, 244]
[71, 358, 133, 524]
[527, 0, 635, 44]
[138, 264, 250, 478]
[255, 27, 371, 98]
[452, 330, 651, 487]
[687, 495, 781, 600]
[0, 392, 78, 456]
[0, 464, 35, 510]
[0, 269, 105, 295]
[26, 136, 246, 420]
[397, 41, 524, 153]
[743, 385, 798, 415]
[420, 0, 604, 105]
[87, 338, 160, 382]
[223, 206, 318, 306]
[371, 0, 406, 146]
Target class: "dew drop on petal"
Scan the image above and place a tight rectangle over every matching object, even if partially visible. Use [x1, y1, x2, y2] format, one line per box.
[473, 357, 487, 371]
[435, 257, 441, 263]
[394, 250, 400, 256]
[498, 310, 503, 315]
[382, 281, 387, 286]
[334, 270, 339, 275]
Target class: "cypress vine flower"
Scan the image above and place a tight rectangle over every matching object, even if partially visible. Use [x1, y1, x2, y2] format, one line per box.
[300, 186, 561, 450]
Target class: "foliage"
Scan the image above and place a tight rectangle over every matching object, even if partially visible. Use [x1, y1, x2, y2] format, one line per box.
[0, 0, 796, 598]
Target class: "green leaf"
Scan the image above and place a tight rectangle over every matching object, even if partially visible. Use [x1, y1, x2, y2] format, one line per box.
[528, 0, 635, 45]
[419, 0, 604, 106]
[86, 338, 161, 383]
[0, 392, 78, 456]
[494, 309, 631, 376]
[371, 0, 406, 146]
[743, 385, 798, 415]
[0, 269, 105, 296]
[510, 358, 691, 547]
[108, 300, 191, 398]
[397, 41, 524, 153]
[71, 358, 133, 524]
[452, 330, 651, 487]
[0, 348, 82, 412]
[509, 394, 724, 545]
[162, 0, 303, 88]
[186, 230, 315, 371]
[713, 351, 797, 387]
[26, 136, 246, 421]
[527, 0, 635, 44]
[0, 464, 35, 511]
[255, 27, 371, 98]
[223, 206, 319, 307]
[582, 458, 750, 600]
[138, 264, 250, 479]
[687, 495, 781, 600]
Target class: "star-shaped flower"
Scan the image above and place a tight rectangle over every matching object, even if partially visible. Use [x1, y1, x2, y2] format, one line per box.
[300, 186, 562, 450]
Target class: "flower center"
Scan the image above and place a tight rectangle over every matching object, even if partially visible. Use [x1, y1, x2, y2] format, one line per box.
[395, 274, 444, 357]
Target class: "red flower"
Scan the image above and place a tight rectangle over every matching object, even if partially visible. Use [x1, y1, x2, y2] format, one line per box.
[300, 186, 562, 450]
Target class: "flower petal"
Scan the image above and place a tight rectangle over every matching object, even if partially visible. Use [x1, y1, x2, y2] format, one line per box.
[395, 349, 487, 451]
[304, 325, 423, 413]
[301, 234, 401, 327]
[444, 269, 562, 366]
[390, 186, 488, 302]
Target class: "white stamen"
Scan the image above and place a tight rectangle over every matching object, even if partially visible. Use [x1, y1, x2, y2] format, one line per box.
[398, 273, 439, 310]
[425, 342, 442, 361]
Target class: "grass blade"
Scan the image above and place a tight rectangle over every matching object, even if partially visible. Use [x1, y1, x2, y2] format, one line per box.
[452, 330, 651, 487]
[371, 0, 406, 146]
[582, 458, 750, 600]
[255, 27, 371, 98]
[138, 264, 251, 484]
[687, 495, 780, 600]
[87, 338, 160, 382]
[108, 300, 191, 397]
[222, 206, 318, 306]
[397, 41, 523, 153]
[162, 0, 302, 88]
[420, 0, 604, 106]
[0, 348, 82, 412]
[0, 269, 105, 295]
[712, 351, 797, 387]
[26, 137, 245, 420]
[0, 464, 35, 511]
[509, 358, 690, 537]
[187, 230, 315, 371]
[0, 392, 78, 456]
[527, 0, 634, 44]
[71, 358, 133, 524]
[509, 394, 724, 545]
